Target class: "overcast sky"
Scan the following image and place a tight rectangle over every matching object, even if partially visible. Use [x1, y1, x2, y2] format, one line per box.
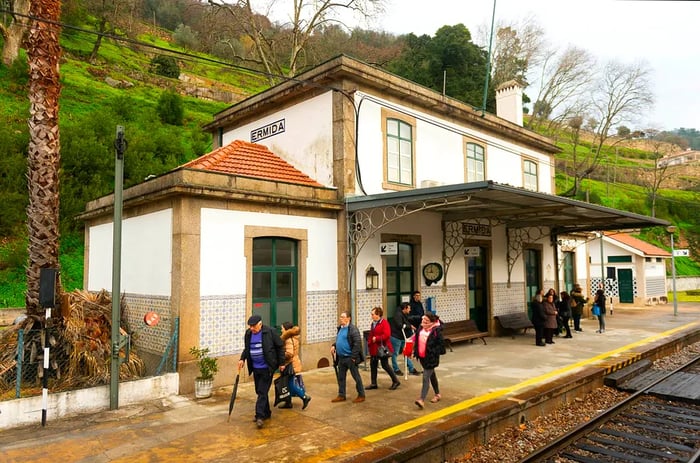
[373, 0, 698, 132]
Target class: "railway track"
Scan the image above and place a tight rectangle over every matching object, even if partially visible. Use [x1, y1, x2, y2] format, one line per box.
[518, 355, 700, 463]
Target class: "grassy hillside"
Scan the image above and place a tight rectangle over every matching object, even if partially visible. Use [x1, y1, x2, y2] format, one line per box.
[1, 28, 699, 308]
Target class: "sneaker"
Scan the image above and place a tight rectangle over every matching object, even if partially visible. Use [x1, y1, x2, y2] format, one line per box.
[255, 419, 264, 429]
[410, 370, 421, 376]
[353, 396, 365, 403]
[302, 396, 311, 410]
[394, 369, 403, 375]
[331, 396, 346, 403]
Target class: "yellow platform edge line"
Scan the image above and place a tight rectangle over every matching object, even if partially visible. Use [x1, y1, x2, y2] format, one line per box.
[362, 321, 699, 443]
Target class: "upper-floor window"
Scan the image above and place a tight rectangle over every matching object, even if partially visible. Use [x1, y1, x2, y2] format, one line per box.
[465, 142, 485, 182]
[523, 159, 538, 191]
[386, 118, 413, 186]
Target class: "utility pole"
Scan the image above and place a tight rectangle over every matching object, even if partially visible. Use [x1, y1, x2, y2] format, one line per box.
[111, 126, 127, 409]
[668, 226, 678, 317]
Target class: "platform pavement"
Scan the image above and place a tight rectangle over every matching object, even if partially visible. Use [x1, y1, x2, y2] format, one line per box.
[1, 304, 699, 463]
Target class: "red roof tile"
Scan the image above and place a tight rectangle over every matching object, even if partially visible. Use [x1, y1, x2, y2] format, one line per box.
[604, 232, 671, 257]
[182, 140, 323, 187]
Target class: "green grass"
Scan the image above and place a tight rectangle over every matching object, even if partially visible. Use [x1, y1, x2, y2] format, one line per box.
[668, 290, 700, 303]
[0, 233, 84, 308]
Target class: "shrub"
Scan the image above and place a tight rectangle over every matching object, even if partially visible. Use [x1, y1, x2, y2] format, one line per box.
[156, 89, 184, 126]
[149, 55, 180, 79]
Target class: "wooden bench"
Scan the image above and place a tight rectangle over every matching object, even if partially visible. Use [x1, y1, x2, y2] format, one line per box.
[441, 319, 488, 352]
[494, 313, 534, 338]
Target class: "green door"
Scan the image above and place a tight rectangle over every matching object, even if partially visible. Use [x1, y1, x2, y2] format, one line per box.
[618, 268, 634, 303]
[252, 238, 298, 331]
[524, 248, 542, 318]
[562, 251, 575, 292]
[467, 247, 488, 331]
[385, 243, 414, 321]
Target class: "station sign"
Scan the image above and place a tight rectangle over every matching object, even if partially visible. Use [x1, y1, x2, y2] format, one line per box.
[464, 246, 481, 257]
[380, 242, 398, 255]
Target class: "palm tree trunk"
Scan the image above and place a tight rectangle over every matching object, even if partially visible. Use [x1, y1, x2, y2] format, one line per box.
[26, 0, 62, 315]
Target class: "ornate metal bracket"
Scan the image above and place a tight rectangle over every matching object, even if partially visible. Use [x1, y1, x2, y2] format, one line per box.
[443, 217, 503, 289]
[506, 226, 548, 286]
[347, 196, 472, 272]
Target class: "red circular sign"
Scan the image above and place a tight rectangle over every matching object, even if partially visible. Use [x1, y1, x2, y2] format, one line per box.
[144, 311, 161, 326]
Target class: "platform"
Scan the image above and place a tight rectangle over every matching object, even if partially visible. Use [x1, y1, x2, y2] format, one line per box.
[1, 304, 699, 463]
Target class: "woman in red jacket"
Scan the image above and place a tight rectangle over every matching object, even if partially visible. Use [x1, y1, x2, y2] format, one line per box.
[366, 306, 401, 390]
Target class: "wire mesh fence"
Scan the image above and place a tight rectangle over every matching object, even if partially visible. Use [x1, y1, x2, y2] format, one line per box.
[0, 318, 179, 401]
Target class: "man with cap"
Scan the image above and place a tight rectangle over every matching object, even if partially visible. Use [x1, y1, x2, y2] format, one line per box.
[238, 314, 285, 429]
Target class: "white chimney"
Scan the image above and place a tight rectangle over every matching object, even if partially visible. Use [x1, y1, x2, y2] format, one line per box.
[495, 80, 523, 126]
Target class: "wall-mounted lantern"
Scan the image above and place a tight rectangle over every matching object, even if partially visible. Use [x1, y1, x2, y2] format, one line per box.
[365, 265, 379, 290]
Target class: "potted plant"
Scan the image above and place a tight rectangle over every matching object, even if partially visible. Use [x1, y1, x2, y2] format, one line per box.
[189, 346, 218, 398]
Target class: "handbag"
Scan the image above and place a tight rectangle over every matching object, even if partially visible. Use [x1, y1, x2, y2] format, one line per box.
[376, 342, 390, 359]
[592, 304, 601, 316]
[273, 374, 291, 406]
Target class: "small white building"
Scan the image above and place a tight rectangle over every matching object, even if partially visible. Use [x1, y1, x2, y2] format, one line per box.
[80, 56, 667, 392]
[588, 232, 671, 306]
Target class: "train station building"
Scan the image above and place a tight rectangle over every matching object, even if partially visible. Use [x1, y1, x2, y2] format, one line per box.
[79, 55, 667, 392]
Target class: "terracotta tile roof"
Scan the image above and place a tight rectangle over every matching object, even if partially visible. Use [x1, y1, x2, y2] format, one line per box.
[604, 232, 671, 257]
[182, 140, 323, 187]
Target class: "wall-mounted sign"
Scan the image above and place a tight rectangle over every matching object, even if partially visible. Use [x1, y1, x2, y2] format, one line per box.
[251, 118, 285, 142]
[380, 242, 398, 255]
[673, 249, 690, 257]
[462, 222, 491, 237]
[464, 246, 481, 257]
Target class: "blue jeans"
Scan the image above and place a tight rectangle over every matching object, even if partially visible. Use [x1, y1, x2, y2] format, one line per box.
[390, 336, 415, 372]
[289, 374, 306, 398]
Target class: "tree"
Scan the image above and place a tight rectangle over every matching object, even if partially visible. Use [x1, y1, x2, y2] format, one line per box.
[386, 24, 489, 109]
[528, 46, 595, 132]
[26, 0, 62, 314]
[640, 129, 677, 217]
[76, 0, 142, 63]
[563, 60, 654, 197]
[1, 0, 30, 66]
[206, 0, 386, 83]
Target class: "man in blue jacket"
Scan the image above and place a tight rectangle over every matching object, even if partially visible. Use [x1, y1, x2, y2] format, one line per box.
[238, 314, 285, 429]
[330, 311, 366, 403]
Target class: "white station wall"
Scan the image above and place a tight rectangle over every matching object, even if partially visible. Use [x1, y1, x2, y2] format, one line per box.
[354, 93, 555, 195]
[88, 209, 172, 296]
[221, 92, 334, 187]
[200, 208, 338, 296]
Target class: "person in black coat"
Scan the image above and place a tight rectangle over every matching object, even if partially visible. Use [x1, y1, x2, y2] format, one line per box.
[408, 290, 425, 329]
[594, 288, 607, 333]
[530, 289, 546, 346]
[557, 291, 573, 338]
[413, 313, 446, 409]
[238, 314, 285, 429]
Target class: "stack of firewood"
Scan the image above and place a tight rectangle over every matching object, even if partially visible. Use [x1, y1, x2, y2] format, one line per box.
[0, 289, 144, 397]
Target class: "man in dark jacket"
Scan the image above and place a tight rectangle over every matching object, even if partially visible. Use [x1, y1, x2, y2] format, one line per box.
[390, 302, 420, 376]
[238, 314, 285, 429]
[330, 311, 365, 403]
[408, 291, 425, 329]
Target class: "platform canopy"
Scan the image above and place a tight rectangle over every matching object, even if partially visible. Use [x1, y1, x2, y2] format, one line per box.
[345, 181, 669, 235]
